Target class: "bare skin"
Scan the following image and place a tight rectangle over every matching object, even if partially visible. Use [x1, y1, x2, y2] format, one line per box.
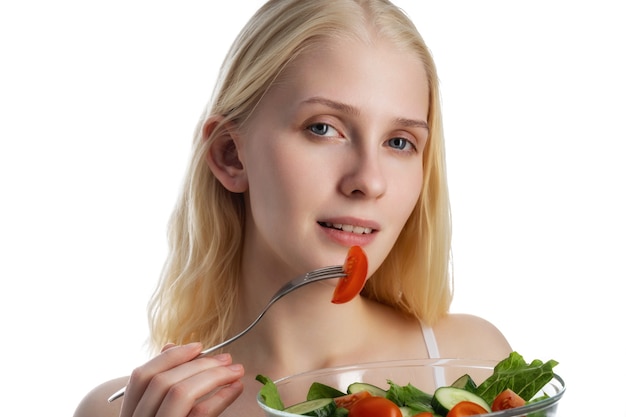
[74, 32, 512, 417]
[73, 304, 510, 417]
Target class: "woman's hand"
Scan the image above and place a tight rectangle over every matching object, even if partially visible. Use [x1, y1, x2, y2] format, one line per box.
[120, 343, 245, 417]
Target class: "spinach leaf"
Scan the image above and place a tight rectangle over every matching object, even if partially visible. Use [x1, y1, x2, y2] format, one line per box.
[476, 352, 558, 404]
[306, 382, 346, 401]
[256, 374, 285, 410]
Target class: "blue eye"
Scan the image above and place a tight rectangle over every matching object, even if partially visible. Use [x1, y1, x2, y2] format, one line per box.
[388, 137, 412, 151]
[309, 123, 330, 135]
[307, 122, 342, 138]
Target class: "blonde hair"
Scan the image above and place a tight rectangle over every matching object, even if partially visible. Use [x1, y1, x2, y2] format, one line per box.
[148, 0, 452, 353]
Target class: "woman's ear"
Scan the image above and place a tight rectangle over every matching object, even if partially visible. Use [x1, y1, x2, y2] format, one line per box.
[204, 116, 248, 193]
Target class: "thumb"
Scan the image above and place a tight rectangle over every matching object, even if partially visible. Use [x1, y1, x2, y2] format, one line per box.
[160, 342, 177, 353]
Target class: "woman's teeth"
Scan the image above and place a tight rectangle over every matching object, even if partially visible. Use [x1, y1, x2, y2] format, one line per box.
[321, 222, 373, 234]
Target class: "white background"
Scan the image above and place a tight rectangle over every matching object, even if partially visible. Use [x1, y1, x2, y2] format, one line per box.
[1, 1, 624, 416]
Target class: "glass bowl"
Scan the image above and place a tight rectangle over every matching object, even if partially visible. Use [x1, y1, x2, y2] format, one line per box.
[257, 358, 565, 417]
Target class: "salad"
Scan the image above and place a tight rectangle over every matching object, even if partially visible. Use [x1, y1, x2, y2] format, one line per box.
[257, 352, 559, 417]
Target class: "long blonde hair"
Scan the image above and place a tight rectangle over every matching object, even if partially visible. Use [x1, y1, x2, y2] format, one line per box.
[148, 0, 452, 353]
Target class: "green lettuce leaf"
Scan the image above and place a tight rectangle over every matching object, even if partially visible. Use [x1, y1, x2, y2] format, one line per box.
[256, 374, 285, 410]
[385, 380, 434, 413]
[306, 382, 346, 401]
[476, 352, 558, 404]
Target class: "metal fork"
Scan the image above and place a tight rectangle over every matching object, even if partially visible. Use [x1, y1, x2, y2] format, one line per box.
[108, 264, 346, 402]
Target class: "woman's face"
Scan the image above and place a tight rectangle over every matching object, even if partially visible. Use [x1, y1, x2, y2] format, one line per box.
[236, 35, 430, 277]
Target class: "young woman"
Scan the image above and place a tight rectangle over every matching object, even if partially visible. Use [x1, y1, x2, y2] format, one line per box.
[74, 1, 511, 416]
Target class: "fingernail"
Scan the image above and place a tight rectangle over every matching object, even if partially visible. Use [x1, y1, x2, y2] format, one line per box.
[228, 364, 243, 372]
[214, 353, 231, 362]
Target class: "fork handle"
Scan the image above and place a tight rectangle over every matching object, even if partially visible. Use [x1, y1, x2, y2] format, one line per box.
[108, 265, 345, 402]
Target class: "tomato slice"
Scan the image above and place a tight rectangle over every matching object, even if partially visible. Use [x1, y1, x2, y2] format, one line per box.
[334, 391, 372, 410]
[412, 413, 434, 417]
[348, 396, 403, 417]
[491, 388, 526, 411]
[331, 246, 368, 304]
[447, 401, 489, 417]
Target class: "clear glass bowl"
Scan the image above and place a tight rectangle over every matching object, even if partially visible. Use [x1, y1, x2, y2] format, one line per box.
[257, 358, 565, 417]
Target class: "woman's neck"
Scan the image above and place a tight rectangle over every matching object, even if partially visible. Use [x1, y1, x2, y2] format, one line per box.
[233, 282, 355, 360]
[229, 286, 422, 380]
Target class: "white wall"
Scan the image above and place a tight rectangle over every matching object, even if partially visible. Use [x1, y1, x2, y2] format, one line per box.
[1, 1, 624, 416]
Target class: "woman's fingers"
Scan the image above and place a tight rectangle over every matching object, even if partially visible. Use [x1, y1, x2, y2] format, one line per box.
[134, 354, 237, 415]
[160, 343, 177, 353]
[186, 379, 244, 417]
[120, 343, 244, 417]
[121, 342, 204, 416]
[153, 363, 245, 417]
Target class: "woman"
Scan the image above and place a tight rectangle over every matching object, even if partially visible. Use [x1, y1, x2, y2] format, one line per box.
[74, 1, 511, 416]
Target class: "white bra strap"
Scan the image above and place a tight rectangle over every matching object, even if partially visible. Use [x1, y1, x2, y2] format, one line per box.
[421, 323, 440, 359]
[420, 321, 446, 388]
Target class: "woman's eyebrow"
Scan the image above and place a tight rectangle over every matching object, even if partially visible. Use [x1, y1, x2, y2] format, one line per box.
[302, 96, 360, 116]
[301, 96, 428, 131]
[395, 117, 429, 131]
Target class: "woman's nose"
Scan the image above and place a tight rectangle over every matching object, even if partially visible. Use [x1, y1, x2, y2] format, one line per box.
[339, 148, 387, 199]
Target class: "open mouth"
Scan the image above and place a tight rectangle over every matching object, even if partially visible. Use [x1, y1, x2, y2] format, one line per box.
[318, 222, 374, 235]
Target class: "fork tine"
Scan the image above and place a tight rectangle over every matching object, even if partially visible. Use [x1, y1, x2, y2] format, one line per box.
[302, 266, 346, 284]
[306, 265, 344, 277]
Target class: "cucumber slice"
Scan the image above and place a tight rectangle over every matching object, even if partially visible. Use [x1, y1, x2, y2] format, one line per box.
[283, 398, 337, 416]
[431, 386, 491, 416]
[399, 406, 415, 417]
[450, 374, 477, 392]
[347, 382, 387, 397]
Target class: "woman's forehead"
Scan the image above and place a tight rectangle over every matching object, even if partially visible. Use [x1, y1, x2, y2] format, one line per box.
[275, 35, 427, 93]
[249, 35, 429, 128]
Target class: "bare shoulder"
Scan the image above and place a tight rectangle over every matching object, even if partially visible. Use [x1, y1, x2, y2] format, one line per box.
[73, 376, 128, 417]
[433, 313, 512, 361]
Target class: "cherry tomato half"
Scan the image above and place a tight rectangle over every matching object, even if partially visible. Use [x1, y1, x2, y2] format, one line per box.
[447, 401, 489, 417]
[348, 396, 403, 417]
[491, 388, 526, 411]
[332, 246, 368, 304]
[334, 391, 372, 410]
[412, 413, 434, 417]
